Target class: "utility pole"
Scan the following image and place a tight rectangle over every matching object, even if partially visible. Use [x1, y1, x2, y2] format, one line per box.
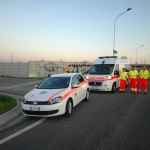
[10, 52, 13, 62]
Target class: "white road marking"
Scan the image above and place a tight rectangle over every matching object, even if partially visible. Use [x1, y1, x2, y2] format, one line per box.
[0, 118, 47, 145]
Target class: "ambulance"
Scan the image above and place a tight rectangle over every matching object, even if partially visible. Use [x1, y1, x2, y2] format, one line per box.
[86, 56, 130, 92]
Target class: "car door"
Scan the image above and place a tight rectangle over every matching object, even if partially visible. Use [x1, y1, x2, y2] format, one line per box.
[114, 64, 120, 88]
[76, 74, 86, 101]
[71, 75, 82, 105]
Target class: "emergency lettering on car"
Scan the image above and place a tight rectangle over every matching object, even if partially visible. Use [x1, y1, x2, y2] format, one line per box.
[87, 75, 119, 81]
[47, 80, 87, 102]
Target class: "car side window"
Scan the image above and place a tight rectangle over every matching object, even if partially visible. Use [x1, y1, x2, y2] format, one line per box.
[114, 64, 119, 75]
[115, 64, 119, 71]
[77, 74, 84, 83]
[71, 75, 79, 87]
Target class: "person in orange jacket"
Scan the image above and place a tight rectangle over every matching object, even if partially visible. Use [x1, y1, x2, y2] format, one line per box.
[129, 66, 139, 94]
[138, 65, 150, 94]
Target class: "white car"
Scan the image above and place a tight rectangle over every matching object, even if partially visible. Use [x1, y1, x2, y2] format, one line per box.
[21, 73, 90, 117]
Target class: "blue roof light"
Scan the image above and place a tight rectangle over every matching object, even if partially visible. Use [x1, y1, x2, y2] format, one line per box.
[48, 73, 51, 77]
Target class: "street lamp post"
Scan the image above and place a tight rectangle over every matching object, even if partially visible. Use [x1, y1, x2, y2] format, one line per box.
[113, 8, 132, 56]
[147, 58, 149, 64]
[144, 54, 150, 64]
[135, 45, 143, 65]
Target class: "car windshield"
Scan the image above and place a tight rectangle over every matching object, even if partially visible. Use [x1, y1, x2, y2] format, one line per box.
[88, 64, 114, 74]
[37, 77, 71, 89]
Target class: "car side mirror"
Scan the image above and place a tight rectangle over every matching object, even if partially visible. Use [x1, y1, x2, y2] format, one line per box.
[72, 84, 79, 88]
[114, 71, 119, 75]
[34, 85, 38, 88]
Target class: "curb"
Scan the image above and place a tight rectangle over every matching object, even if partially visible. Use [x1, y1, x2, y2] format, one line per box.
[0, 94, 22, 127]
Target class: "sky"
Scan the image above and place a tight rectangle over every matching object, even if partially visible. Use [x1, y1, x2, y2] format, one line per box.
[0, 0, 150, 64]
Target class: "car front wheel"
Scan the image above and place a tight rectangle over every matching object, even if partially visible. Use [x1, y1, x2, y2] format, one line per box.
[111, 83, 116, 93]
[65, 99, 73, 117]
[84, 89, 90, 101]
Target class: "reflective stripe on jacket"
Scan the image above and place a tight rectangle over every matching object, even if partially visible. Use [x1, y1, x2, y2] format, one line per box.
[129, 70, 138, 79]
[139, 69, 150, 79]
[120, 71, 127, 80]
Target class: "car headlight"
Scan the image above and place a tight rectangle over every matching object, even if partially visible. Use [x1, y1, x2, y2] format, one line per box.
[48, 96, 62, 105]
[105, 75, 112, 79]
[20, 97, 26, 104]
[86, 75, 89, 79]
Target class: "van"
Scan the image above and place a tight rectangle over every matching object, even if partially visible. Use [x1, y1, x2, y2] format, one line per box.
[86, 56, 130, 93]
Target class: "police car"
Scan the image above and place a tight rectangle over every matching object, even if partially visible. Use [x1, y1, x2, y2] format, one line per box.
[21, 73, 90, 117]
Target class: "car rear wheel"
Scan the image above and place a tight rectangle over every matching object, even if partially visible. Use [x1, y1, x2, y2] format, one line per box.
[84, 89, 90, 101]
[65, 99, 73, 117]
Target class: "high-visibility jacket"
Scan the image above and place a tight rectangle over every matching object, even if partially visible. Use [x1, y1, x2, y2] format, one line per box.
[129, 70, 139, 79]
[139, 69, 150, 79]
[120, 71, 127, 80]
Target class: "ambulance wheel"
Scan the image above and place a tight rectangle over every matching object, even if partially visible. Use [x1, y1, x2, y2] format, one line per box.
[111, 83, 116, 93]
[65, 99, 73, 117]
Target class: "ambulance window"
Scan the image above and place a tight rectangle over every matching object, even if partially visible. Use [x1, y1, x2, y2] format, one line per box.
[115, 64, 119, 71]
[109, 64, 114, 73]
[89, 64, 114, 74]
[88, 65, 96, 73]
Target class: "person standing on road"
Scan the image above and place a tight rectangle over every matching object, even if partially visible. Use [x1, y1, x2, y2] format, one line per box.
[129, 66, 139, 94]
[119, 68, 128, 93]
[138, 65, 150, 94]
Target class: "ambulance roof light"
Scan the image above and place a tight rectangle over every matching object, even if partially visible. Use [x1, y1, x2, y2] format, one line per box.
[102, 60, 105, 64]
[98, 56, 118, 59]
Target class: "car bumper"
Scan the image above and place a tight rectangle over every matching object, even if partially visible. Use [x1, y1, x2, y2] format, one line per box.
[89, 82, 113, 91]
[21, 101, 66, 117]
[89, 86, 111, 91]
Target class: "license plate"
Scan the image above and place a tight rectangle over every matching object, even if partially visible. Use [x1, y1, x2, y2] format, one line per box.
[30, 107, 40, 111]
[91, 86, 100, 90]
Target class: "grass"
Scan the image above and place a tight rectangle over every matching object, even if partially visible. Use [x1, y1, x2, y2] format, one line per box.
[0, 94, 17, 115]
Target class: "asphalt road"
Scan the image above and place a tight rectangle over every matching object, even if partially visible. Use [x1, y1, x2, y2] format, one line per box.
[0, 77, 150, 150]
